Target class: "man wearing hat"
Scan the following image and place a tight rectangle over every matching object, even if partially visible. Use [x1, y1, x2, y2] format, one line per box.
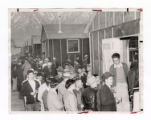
[47, 77, 64, 111]
[97, 72, 116, 111]
[57, 72, 71, 110]
[55, 66, 64, 80]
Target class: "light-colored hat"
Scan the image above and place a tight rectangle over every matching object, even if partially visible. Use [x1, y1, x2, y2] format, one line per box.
[57, 66, 64, 72]
[44, 58, 49, 62]
[47, 62, 52, 66]
[53, 57, 56, 60]
[84, 54, 88, 57]
[63, 72, 71, 78]
[39, 60, 43, 64]
[86, 76, 97, 86]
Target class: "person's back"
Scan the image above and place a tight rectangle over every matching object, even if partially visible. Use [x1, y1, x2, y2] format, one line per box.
[82, 87, 97, 111]
[97, 84, 116, 111]
[22, 60, 31, 79]
[47, 89, 63, 111]
[64, 90, 78, 111]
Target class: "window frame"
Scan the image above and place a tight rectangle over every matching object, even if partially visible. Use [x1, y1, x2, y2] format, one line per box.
[67, 39, 80, 53]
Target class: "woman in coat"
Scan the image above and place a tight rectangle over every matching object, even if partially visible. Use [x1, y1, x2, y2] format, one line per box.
[97, 72, 117, 111]
[64, 79, 78, 111]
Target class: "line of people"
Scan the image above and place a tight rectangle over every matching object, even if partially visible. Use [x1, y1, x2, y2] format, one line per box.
[11, 53, 139, 112]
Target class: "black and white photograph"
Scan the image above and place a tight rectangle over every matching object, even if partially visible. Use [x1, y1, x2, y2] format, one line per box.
[10, 8, 143, 113]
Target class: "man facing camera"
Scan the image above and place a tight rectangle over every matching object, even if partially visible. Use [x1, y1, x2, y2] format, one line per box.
[21, 70, 40, 111]
[109, 53, 130, 112]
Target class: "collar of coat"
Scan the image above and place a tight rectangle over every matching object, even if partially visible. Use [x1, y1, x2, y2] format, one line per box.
[113, 63, 123, 68]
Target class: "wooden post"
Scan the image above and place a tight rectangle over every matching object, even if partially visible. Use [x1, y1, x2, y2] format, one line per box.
[98, 31, 100, 77]
[82, 39, 83, 61]
[52, 40, 54, 59]
[60, 39, 62, 66]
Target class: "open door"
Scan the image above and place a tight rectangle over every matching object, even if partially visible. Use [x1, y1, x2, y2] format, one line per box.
[102, 38, 128, 73]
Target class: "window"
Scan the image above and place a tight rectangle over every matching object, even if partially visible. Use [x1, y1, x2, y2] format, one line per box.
[67, 39, 80, 53]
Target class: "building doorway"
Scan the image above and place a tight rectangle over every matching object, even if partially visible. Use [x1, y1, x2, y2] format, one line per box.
[102, 36, 138, 73]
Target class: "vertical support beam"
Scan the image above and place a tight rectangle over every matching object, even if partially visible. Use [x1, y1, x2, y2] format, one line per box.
[48, 40, 49, 57]
[92, 19, 95, 74]
[98, 31, 100, 77]
[112, 27, 114, 38]
[92, 33, 95, 74]
[45, 41, 46, 58]
[47, 40, 48, 57]
[60, 39, 62, 67]
[82, 39, 83, 61]
[113, 12, 115, 26]
[52, 40, 54, 59]
[89, 32, 92, 72]
[123, 11, 125, 23]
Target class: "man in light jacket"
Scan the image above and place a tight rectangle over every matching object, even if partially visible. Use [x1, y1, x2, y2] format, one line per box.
[47, 77, 64, 111]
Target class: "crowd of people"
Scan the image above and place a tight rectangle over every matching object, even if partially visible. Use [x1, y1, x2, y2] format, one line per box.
[11, 53, 139, 112]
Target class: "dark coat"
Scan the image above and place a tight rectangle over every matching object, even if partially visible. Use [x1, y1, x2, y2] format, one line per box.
[16, 64, 24, 91]
[51, 63, 58, 76]
[97, 84, 116, 111]
[43, 66, 51, 77]
[21, 80, 40, 104]
[127, 62, 139, 95]
[82, 87, 97, 111]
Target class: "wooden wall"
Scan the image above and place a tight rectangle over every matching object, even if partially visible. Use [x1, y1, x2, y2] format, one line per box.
[89, 11, 140, 75]
[44, 38, 90, 67]
[32, 44, 42, 57]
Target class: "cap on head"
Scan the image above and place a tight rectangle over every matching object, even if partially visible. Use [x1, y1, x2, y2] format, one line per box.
[102, 72, 113, 82]
[63, 72, 71, 78]
[84, 54, 88, 58]
[57, 66, 64, 72]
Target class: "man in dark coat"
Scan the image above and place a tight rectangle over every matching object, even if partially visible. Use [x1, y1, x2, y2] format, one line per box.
[82, 76, 98, 111]
[97, 72, 116, 111]
[21, 70, 40, 111]
[16, 62, 24, 92]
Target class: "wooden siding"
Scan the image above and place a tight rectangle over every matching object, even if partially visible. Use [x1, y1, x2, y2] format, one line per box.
[99, 12, 105, 29]
[90, 11, 140, 31]
[89, 11, 140, 76]
[106, 12, 113, 27]
[44, 38, 89, 67]
[32, 44, 41, 57]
